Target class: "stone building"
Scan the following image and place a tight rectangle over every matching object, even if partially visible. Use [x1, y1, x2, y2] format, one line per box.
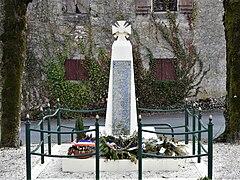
[0, 0, 226, 111]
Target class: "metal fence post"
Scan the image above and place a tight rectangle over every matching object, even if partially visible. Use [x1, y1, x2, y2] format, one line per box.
[25, 114, 31, 180]
[192, 103, 196, 155]
[136, 98, 139, 120]
[95, 115, 100, 180]
[40, 107, 44, 164]
[71, 129, 74, 142]
[208, 115, 213, 180]
[47, 103, 51, 155]
[138, 115, 142, 180]
[184, 99, 189, 144]
[197, 107, 202, 163]
[57, 98, 61, 145]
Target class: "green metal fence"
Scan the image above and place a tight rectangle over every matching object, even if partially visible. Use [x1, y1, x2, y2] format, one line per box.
[137, 103, 213, 180]
[25, 103, 105, 180]
[25, 101, 213, 180]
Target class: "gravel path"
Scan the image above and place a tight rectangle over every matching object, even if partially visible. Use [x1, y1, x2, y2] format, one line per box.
[0, 143, 239, 180]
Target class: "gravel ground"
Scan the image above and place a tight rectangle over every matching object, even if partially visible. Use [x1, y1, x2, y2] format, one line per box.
[0, 143, 240, 180]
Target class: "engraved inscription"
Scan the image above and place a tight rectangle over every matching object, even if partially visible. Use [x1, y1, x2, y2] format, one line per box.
[112, 61, 131, 135]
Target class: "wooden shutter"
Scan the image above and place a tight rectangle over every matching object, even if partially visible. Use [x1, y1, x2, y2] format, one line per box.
[156, 59, 176, 80]
[65, 60, 77, 80]
[62, 0, 75, 13]
[179, 0, 194, 13]
[64, 59, 89, 80]
[135, 0, 151, 15]
[76, 0, 90, 14]
[77, 61, 89, 80]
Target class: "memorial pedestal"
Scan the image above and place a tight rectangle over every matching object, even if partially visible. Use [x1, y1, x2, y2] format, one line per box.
[62, 158, 179, 172]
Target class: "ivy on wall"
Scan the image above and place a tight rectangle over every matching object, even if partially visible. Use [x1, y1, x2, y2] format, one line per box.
[45, 48, 110, 110]
[45, 27, 207, 110]
[133, 42, 185, 108]
[152, 8, 209, 98]
[43, 0, 208, 110]
[133, 2, 209, 108]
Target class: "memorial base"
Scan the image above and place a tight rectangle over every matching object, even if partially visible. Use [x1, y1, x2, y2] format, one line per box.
[62, 158, 180, 172]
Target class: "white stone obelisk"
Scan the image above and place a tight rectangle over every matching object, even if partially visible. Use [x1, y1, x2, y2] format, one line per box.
[105, 21, 137, 136]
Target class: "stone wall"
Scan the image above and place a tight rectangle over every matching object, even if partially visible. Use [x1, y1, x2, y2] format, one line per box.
[22, 0, 92, 113]
[0, 0, 226, 113]
[88, 0, 226, 99]
[194, 0, 226, 98]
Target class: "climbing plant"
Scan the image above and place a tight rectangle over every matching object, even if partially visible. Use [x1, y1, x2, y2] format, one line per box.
[42, 0, 208, 110]
[133, 1, 209, 108]
[44, 27, 110, 110]
[46, 40, 109, 108]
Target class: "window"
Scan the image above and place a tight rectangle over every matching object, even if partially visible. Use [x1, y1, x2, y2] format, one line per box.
[62, 0, 90, 14]
[135, 0, 194, 14]
[156, 58, 177, 80]
[64, 59, 89, 80]
[153, 0, 177, 12]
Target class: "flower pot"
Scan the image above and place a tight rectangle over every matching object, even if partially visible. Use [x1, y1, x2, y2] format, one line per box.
[68, 140, 95, 159]
[74, 149, 94, 159]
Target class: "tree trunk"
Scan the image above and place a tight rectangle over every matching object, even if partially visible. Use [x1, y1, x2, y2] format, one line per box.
[0, 0, 32, 147]
[222, 0, 240, 143]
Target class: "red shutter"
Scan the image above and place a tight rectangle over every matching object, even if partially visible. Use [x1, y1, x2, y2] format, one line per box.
[62, 0, 75, 13]
[77, 61, 89, 80]
[65, 60, 78, 80]
[135, 0, 151, 14]
[64, 59, 89, 80]
[156, 59, 176, 80]
[76, 0, 90, 14]
[179, 0, 194, 13]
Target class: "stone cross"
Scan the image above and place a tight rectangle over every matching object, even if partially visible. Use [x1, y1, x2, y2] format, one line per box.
[112, 21, 131, 41]
[105, 21, 137, 136]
